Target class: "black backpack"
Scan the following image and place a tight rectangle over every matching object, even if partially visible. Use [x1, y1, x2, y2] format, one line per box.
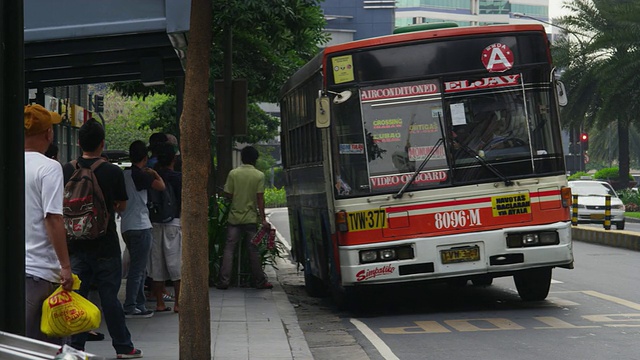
[147, 183, 177, 223]
[63, 159, 109, 240]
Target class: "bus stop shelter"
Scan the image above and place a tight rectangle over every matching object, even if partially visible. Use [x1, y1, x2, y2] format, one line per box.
[0, 0, 190, 349]
[24, 0, 189, 89]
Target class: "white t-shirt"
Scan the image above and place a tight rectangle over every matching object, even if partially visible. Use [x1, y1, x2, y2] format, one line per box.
[25, 151, 65, 283]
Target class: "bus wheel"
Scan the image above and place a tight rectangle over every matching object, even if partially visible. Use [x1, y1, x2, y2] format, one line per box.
[471, 276, 493, 286]
[332, 285, 358, 311]
[304, 271, 328, 297]
[514, 267, 552, 301]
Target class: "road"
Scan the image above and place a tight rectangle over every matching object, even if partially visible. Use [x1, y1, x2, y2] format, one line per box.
[268, 208, 640, 360]
[583, 220, 640, 232]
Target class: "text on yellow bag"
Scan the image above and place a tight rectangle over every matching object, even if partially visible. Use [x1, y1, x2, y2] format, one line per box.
[41, 275, 101, 337]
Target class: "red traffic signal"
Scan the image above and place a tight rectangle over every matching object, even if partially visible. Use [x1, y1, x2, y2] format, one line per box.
[580, 133, 589, 151]
[580, 133, 588, 142]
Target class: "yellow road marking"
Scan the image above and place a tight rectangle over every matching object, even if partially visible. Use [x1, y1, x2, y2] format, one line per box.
[533, 317, 599, 329]
[381, 321, 451, 334]
[444, 318, 525, 332]
[583, 313, 640, 327]
[582, 291, 640, 311]
[545, 297, 580, 307]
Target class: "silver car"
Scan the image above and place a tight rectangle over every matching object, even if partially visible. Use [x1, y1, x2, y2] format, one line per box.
[568, 180, 626, 230]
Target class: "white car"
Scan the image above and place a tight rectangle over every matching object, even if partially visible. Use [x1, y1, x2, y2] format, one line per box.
[568, 180, 626, 230]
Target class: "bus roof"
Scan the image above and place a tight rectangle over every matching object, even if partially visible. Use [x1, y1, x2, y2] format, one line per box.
[279, 24, 548, 98]
[324, 24, 546, 56]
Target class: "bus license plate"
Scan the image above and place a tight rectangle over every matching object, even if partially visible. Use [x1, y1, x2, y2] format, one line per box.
[441, 246, 480, 264]
[347, 209, 388, 232]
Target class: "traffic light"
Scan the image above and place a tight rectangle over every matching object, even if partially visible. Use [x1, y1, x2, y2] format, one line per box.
[94, 94, 104, 113]
[580, 132, 588, 151]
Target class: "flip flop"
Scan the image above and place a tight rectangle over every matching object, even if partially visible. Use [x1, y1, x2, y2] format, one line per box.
[155, 307, 172, 312]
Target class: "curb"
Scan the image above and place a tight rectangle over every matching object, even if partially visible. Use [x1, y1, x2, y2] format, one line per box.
[265, 209, 313, 360]
[625, 216, 640, 224]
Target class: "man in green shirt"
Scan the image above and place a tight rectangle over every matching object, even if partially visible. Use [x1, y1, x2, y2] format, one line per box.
[217, 146, 273, 290]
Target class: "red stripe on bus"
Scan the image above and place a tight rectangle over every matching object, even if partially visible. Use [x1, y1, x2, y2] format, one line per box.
[386, 190, 561, 214]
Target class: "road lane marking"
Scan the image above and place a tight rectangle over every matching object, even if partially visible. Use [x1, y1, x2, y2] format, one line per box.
[551, 279, 563, 284]
[545, 297, 580, 307]
[582, 291, 640, 311]
[351, 318, 400, 360]
[583, 313, 640, 327]
[444, 318, 525, 332]
[533, 317, 599, 329]
[381, 321, 451, 334]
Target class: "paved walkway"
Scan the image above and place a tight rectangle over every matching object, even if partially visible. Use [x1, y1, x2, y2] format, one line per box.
[82, 266, 312, 360]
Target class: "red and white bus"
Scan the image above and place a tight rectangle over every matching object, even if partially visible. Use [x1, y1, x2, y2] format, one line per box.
[279, 23, 573, 304]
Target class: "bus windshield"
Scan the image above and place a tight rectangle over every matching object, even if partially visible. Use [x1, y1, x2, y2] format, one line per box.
[331, 75, 562, 198]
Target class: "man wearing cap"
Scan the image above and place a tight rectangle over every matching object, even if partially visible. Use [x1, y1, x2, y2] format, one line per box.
[24, 104, 74, 343]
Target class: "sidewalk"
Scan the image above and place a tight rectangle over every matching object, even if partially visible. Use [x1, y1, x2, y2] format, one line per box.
[82, 266, 312, 360]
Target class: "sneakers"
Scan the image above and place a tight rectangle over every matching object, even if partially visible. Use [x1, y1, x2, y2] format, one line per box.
[124, 308, 154, 319]
[116, 348, 143, 359]
[256, 282, 273, 290]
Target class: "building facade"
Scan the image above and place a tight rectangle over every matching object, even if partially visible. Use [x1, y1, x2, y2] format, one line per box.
[321, 0, 396, 45]
[395, 0, 551, 33]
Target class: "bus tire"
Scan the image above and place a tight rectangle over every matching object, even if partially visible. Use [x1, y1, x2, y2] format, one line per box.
[304, 272, 328, 297]
[514, 267, 552, 301]
[332, 285, 358, 311]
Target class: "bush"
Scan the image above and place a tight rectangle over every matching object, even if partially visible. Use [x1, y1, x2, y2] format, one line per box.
[593, 167, 634, 181]
[264, 187, 286, 208]
[568, 171, 590, 180]
[618, 188, 640, 210]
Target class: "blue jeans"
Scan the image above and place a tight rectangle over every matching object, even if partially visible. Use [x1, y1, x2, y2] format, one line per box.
[67, 252, 135, 354]
[122, 229, 153, 313]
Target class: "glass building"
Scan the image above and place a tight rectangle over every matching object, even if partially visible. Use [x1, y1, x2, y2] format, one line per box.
[395, 0, 551, 34]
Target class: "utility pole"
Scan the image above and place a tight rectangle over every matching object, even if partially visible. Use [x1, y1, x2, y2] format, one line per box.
[0, 0, 26, 334]
[216, 24, 234, 189]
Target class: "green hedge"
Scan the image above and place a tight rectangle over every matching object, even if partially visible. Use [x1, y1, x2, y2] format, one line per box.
[264, 187, 286, 208]
[593, 167, 634, 181]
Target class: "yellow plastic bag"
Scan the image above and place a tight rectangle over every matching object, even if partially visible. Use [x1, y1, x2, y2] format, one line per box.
[41, 274, 101, 337]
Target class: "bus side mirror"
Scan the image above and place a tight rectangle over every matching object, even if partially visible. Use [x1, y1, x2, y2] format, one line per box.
[556, 81, 568, 107]
[316, 96, 330, 128]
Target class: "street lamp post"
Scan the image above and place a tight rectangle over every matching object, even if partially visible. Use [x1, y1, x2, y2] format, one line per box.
[511, 12, 586, 47]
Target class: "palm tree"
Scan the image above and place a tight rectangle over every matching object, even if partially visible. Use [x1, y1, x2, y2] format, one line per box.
[553, 0, 640, 188]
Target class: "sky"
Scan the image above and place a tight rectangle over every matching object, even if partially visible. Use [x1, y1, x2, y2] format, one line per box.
[549, 1, 572, 18]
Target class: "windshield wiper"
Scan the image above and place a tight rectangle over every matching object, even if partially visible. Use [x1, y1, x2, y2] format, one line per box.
[394, 138, 444, 199]
[454, 139, 514, 187]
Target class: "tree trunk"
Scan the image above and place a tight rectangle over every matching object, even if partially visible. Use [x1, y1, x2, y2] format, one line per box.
[618, 119, 630, 189]
[178, 0, 213, 358]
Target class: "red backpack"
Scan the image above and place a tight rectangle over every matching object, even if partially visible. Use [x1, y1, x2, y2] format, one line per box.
[63, 159, 109, 240]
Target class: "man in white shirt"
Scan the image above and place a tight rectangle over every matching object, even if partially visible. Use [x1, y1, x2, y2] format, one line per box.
[24, 104, 73, 343]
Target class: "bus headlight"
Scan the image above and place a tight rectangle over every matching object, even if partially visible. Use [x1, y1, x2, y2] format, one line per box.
[360, 250, 378, 263]
[522, 234, 538, 245]
[507, 231, 559, 248]
[380, 249, 396, 260]
[359, 245, 414, 264]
